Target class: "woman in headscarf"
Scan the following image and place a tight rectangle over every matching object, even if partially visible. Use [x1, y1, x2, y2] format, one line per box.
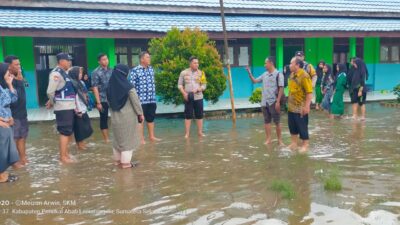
[0, 63, 19, 183]
[107, 64, 144, 169]
[321, 64, 335, 114]
[350, 58, 368, 120]
[315, 60, 325, 110]
[331, 63, 347, 118]
[69, 66, 93, 150]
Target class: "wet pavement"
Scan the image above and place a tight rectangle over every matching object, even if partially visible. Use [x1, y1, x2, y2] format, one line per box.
[1, 103, 399, 225]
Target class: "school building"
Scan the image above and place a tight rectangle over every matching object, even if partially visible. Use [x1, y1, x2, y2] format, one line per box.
[0, 0, 399, 109]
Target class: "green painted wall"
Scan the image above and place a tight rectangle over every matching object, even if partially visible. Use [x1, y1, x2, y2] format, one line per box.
[0, 37, 4, 62]
[3, 37, 39, 108]
[349, 37, 357, 58]
[276, 38, 284, 70]
[85, 38, 116, 72]
[305, 37, 333, 65]
[364, 37, 380, 64]
[251, 38, 270, 67]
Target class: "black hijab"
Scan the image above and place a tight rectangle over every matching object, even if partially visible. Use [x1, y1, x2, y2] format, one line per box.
[69, 66, 87, 106]
[107, 64, 133, 111]
[337, 63, 347, 75]
[0, 63, 10, 89]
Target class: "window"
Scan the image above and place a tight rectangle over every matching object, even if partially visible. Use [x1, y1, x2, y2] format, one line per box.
[216, 39, 251, 67]
[381, 46, 389, 62]
[333, 38, 349, 65]
[33, 38, 86, 106]
[380, 38, 400, 63]
[115, 39, 149, 68]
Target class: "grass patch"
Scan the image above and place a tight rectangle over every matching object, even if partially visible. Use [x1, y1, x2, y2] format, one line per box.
[270, 179, 296, 199]
[324, 175, 342, 191]
[321, 166, 343, 191]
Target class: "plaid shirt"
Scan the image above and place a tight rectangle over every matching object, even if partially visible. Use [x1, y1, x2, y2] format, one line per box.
[91, 66, 112, 103]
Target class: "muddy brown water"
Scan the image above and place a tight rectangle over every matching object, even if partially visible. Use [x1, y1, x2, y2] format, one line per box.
[1, 103, 399, 225]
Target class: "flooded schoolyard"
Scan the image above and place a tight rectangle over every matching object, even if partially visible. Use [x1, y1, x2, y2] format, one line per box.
[1, 103, 399, 225]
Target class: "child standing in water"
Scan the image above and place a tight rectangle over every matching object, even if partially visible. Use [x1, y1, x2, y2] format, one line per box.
[321, 64, 335, 116]
[331, 63, 347, 119]
[315, 61, 325, 110]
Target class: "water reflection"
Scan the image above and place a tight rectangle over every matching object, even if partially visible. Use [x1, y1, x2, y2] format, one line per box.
[0, 103, 399, 224]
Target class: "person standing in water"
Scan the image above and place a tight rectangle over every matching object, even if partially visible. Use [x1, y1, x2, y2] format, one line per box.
[5, 55, 28, 167]
[331, 63, 347, 119]
[128, 51, 161, 144]
[178, 56, 207, 139]
[69, 66, 93, 150]
[315, 60, 325, 111]
[287, 57, 313, 153]
[351, 58, 368, 120]
[107, 64, 144, 169]
[46, 53, 76, 163]
[246, 56, 285, 146]
[91, 53, 112, 143]
[321, 64, 335, 115]
[0, 63, 20, 183]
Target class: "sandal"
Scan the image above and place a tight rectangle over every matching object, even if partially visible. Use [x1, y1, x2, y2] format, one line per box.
[121, 161, 139, 169]
[0, 175, 18, 183]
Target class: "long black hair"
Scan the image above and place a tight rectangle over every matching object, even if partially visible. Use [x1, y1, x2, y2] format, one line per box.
[0, 63, 10, 89]
[322, 64, 333, 85]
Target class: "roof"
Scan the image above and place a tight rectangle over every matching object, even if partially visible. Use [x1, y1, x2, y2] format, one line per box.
[1, 0, 400, 18]
[67, 0, 400, 12]
[1, 8, 400, 34]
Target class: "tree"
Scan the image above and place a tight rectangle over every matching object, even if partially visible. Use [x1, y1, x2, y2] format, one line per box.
[149, 27, 226, 105]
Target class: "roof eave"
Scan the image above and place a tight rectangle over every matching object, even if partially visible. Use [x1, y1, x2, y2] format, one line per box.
[0, 1, 399, 19]
[1, 28, 400, 39]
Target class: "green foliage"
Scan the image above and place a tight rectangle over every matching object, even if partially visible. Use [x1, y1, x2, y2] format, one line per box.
[148, 27, 226, 105]
[249, 87, 262, 104]
[393, 83, 400, 103]
[270, 179, 296, 199]
[316, 166, 343, 191]
[324, 175, 342, 191]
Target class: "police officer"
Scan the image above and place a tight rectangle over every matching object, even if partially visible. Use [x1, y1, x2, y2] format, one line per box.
[46, 53, 76, 164]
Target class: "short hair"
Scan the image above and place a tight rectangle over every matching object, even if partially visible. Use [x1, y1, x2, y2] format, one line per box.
[266, 56, 276, 66]
[97, 53, 107, 61]
[189, 56, 198, 62]
[139, 51, 150, 60]
[4, 55, 19, 64]
[292, 57, 304, 68]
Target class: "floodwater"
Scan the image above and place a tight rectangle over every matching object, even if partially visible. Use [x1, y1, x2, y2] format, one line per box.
[1, 103, 399, 225]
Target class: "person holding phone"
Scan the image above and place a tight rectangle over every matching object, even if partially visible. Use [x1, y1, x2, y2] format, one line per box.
[4, 55, 29, 167]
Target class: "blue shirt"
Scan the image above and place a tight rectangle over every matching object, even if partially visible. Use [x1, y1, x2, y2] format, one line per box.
[128, 65, 156, 104]
[0, 85, 18, 119]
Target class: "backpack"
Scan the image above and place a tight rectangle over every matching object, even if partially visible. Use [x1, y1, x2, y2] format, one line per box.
[273, 70, 287, 106]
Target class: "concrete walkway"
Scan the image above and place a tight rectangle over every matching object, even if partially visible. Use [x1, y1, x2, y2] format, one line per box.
[27, 91, 396, 122]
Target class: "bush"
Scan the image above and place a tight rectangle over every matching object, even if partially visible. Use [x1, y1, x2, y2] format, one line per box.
[148, 27, 226, 105]
[393, 83, 400, 103]
[249, 87, 262, 104]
